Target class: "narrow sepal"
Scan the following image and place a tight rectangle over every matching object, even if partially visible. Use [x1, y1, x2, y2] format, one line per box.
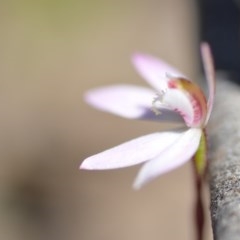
[200, 43, 216, 125]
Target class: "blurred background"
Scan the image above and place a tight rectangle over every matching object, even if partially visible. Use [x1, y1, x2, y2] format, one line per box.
[0, 0, 215, 239]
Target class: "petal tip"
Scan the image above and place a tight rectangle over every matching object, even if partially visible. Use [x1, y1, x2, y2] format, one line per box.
[132, 173, 147, 190]
[131, 53, 146, 65]
[200, 42, 210, 52]
[83, 91, 94, 105]
[79, 159, 93, 170]
[132, 180, 142, 190]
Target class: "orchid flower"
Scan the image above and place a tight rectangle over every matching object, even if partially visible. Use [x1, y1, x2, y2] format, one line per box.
[80, 43, 215, 190]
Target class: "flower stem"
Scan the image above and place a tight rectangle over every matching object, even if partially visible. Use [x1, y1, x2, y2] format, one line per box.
[194, 175, 204, 240]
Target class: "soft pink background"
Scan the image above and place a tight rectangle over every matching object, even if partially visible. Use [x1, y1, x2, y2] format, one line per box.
[0, 1, 212, 239]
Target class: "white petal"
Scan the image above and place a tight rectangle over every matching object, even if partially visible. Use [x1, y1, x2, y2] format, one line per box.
[85, 84, 185, 123]
[85, 84, 154, 118]
[80, 131, 185, 170]
[132, 53, 186, 92]
[133, 128, 202, 189]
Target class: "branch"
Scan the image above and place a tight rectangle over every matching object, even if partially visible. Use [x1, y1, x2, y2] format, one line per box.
[208, 76, 240, 240]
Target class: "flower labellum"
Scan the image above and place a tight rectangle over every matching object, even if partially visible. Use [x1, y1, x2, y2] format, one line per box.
[80, 43, 215, 190]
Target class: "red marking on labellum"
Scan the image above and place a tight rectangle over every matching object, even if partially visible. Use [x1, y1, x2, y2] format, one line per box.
[191, 95, 202, 126]
[168, 78, 207, 127]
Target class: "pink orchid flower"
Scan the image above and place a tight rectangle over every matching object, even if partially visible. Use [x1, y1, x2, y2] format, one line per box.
[80, 43, 215, 190]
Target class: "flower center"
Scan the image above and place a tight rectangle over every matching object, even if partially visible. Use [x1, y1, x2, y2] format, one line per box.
[151, 89, 167, 115]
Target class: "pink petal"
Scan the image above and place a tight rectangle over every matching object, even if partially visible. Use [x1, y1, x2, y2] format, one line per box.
[85, 84, 184, 123]
[133, 128, 202, 189]
[80, 131, 185, 170]
[200, 43, 215, 125]
[85, 84, 154, 118]
[132, 53, 186, 92]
